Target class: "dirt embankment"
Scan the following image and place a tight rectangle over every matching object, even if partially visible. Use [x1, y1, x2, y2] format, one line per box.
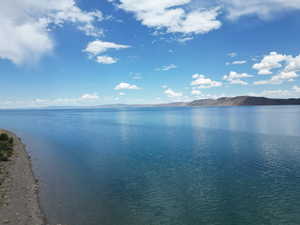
[0, 129, 45, 225]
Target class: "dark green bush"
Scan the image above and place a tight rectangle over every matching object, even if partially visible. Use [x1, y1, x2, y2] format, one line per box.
[0, 134, 14, 161]
[0, 151, 9, 161]
[0, 133, 9, 141]
[8, 137, 14, 145]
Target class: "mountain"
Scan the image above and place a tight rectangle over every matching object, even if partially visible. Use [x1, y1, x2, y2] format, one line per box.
[188, 96, 300, 106]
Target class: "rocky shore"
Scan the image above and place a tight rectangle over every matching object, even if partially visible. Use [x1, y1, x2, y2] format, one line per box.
[0, 129, 45, 225]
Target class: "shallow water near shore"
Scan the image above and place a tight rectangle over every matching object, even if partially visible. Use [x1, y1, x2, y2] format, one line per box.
[0, 106, 300, 225]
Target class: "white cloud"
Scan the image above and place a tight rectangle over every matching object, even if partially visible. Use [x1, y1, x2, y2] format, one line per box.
[221, 0, 300, 20]
[191, 74, 222, 88]
[116, 0, 221, 36]
[255, 89, 294, 98]
[177, 36, 194, 43]
[228, 52, 237, 57]
[156, 64, 177, 71]
[164, 88, 183, 98]
[229, 79, 248, 85]
[131, 73, 142, 80]
[232, 60, 247, 65]
[252, 52, 288, 75]
[223, 71, 253, 85]
[228, 52, 237, 58]
[253, 52, 300, 85]
[161, 85, 168, 89]
[252, 52, 299, 84]
[285, 54, 300, 72]
[191, 90, 202, 96]
[254, 71, 298, 85]
[119, 92, 126, 96]
[80, 93, 99, 100]
[114, 82, 141, 90]
[19, 93, 101, 108]
[84, 40, 130, 64]
[96, 56, 118, 64]
[224, 71, 252, 80]
[0, 0, 102, 64]
[84, 40, 130, 56]
[249, 86, 300, 99]
[293, 85, 300, 92]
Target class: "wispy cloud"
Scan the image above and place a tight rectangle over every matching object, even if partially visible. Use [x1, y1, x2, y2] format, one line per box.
[96, 56, 118, 64]
[228, 52, 237, 57]
[156, 64, 177, 71]
[84, 40, 130, 64]
[164, 88, 183, 98]
[226, 60, 247, 65]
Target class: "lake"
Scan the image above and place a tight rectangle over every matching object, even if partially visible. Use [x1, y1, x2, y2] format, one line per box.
[0, 106, 300, 225]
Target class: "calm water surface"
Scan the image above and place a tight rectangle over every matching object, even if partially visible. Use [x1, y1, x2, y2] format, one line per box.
[0, 106, 300, 225]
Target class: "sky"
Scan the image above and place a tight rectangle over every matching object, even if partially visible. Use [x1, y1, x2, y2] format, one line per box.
[1, 0, 300, 108]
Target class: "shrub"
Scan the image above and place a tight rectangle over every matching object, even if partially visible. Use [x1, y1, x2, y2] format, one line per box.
[0, 151, 9, 161]
[0, 134, 14, 161]
[8, 137, 14, 145]
[0, 133, 9, 141]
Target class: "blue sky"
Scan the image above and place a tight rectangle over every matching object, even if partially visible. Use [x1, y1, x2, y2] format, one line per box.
[1, 0, 300, 108]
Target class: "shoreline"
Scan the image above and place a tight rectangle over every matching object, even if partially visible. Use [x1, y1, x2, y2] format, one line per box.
[0, 129, 46, 225]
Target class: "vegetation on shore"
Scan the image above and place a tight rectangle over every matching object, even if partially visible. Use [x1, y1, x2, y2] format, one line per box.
[0, 133, 14, 161]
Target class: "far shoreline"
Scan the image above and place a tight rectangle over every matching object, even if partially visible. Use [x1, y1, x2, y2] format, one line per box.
[1, 96, 300, 110]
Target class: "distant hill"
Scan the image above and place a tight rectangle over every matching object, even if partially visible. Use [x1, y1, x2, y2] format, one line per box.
[36, 96, 300, 110]
[188, 96, 300, 106]
[95, 96, 300, 108]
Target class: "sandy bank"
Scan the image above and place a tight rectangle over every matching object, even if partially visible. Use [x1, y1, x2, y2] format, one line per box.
[0, 129, 45, 225]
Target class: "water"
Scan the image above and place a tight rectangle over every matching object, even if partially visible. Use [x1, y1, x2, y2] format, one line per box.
[0, 106, 300, 225]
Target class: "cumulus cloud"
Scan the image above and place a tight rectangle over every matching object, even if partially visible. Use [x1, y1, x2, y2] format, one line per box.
[252, 52, 288, 75]
[223, 71, 253, 85]
[254, 71, 298, 85]
[0, 0, 102, 64]
[108, 0, 300, 42]
[191, 74, 222, 88]
[96, 56, 118, 64]
[156, 64, 177, 71]
[285, 54, 300, 72]
[115, 0, 221, 36]
[114, 82, 141, 90]
[253, 52, 300, 85]
[164, 88, 183, 98]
